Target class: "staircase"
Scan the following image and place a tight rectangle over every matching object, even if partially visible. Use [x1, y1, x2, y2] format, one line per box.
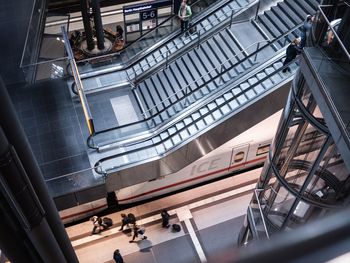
[130, 0, 320, 127]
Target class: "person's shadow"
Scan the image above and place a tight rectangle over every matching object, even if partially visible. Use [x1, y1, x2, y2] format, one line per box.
[137, 239, 152, 252]
[120, 228, 133, 237]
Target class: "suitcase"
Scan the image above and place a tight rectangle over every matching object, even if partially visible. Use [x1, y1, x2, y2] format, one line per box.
[189, 23, 196, 34]
[172, 223, 181, 232]
[103, 217, 113, 227]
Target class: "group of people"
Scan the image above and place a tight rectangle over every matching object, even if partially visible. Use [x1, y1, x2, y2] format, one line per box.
[118, 213, 148, 243]
[90, 209, 173, 263]
[282, 15, 314, 73]
[90, 216, 113, 235]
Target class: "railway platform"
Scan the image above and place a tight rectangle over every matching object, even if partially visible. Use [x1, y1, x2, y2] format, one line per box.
[66, 168, 262, 263]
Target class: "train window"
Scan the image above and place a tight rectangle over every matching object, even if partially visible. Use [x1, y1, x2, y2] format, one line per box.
[256, 144, 270, 156]
[234, 151, 245, 163]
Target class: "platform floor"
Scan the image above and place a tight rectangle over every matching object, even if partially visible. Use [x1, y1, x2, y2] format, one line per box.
[66, 168, 262, 263]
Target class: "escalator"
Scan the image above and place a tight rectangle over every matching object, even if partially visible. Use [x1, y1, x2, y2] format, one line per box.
[54, 0, 321, 204]
[91, 51, 296, 190]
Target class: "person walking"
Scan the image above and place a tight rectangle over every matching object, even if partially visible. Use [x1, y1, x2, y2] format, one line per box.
[113, 249, 124, 263]
[119, 214, 131, 231]
[178, 0, 192, 33]
[300, 15, 314, 48]
[129, 225, 147, 243]
[282, 38, 301, 73]
[161, 209, 170, 228]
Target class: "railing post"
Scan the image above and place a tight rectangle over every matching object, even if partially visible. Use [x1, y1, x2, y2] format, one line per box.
[126, 74, 136, 90]
[184, 85, 189, 106]
[254, 42, 260, 62]
[166, 51, 169, 69]
[255, 0, 260, 21]
[197, 31, 201, 48]
[219, 64, 225, 84]
[230, 10, 234, 27]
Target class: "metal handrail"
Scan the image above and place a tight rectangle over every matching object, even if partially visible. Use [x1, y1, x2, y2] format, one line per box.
[87, 21, 303, 149]
[130, 2, 257, 78]
[254, 189, 270, 239]
[76, 0, 222, 65]
[45, 7, 123, 27]
[143, 39, 268, 116]
[73, 0, 257, 88]
[20, 56, 68, 68]
[62, 25, 95, 136]
[45, 165, 103, 183]
[318, 5, 350, 61]
[94, 56, 296, 170]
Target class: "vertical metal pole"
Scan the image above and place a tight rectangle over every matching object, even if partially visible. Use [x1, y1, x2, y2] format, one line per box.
[197, 31, 201, 48]
[219, 64, 225, 84]
[80, 0, 94, 50]
[230, 10, 234, 27]
[166, 51, 169, 68]
[91, 0, 105, 50]
[255, 0, 260, 21]
[254, 42, 260, 62]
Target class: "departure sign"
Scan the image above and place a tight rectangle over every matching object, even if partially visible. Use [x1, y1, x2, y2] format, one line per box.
[141, 9, 157, 21]
[123, 0, 173, 43]
[124, 0, 172, 14]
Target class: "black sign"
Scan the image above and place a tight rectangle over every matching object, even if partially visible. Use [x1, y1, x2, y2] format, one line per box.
[123, 0, 172, 14]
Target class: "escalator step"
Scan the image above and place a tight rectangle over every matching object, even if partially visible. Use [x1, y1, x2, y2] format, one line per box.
[264, 11, 288, 34]
[284, 0, 309, 20]
[278, 2, 303, 25]
[271, 6, 297, 29]
[258, 16, 280, 39]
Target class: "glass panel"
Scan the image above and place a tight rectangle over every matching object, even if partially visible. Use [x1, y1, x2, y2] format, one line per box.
[273, 107, 301, 169]
[309, 142, 350, 203]
[256, 144, 270, 156]
[45, 167, 104, 197]
[266, 184, 296, 229]
[234, 152, 245, 163]
[284, 201, 324, 229]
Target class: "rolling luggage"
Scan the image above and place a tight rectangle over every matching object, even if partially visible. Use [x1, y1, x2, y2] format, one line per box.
[103, 217, 113, 227]
[172, 223, 181, 232]
[189, 23, 196, 34]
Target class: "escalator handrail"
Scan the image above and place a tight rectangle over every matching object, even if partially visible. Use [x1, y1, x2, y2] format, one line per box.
[143, 39, 269, 116]
[74, 0, 253, 84]
[76, 0, 230, 65]
[139, 21, 304, 115]
[93, 54, 296, 171]
[87, 21, 303, 149]
[129, 5, 255, 79]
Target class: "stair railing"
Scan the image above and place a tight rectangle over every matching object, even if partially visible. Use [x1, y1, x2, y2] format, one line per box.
[143, 39, 269, 117]
[87, 19, 304, 149]
[254, 188, 270, 239]
[129, 1, 256, 79]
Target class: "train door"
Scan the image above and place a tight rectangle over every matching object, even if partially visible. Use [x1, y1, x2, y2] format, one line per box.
[228, 143, 250, 173]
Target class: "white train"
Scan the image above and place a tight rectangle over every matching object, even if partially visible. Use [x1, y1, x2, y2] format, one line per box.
[60, 111, 283, 224]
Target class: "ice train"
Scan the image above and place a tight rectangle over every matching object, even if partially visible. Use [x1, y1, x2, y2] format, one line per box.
[59, 111, 282, 224]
